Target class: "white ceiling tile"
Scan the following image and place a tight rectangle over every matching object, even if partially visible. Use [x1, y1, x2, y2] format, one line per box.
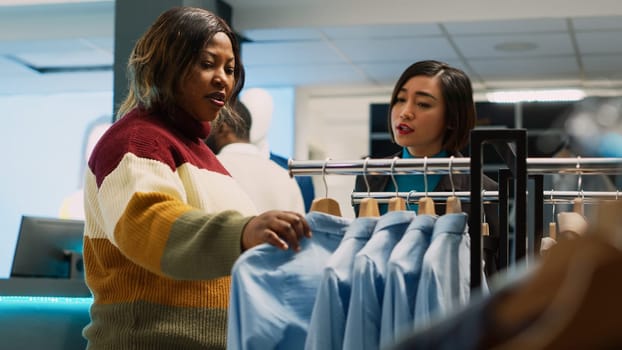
[0, 55, 37, 76]
[357, 61, 413, 85]
[445, 18, 568, 35]
[575, 31, 622, 54]
[583, 54, 622, 79]
[322, 23, 442, 39]
[468, 56, 580, 80]
[240, 28, 322, 41]
[454, 33, 575, 58]
[83, 37, 114, 52]
[14, 49, 112, 67]
[242, 41, 345, 65]
[572, 16, 622, 30]
[244, 63, 369, 87]
[333, 37, 457, 63]
[0, 38, 109, 55]
[359, 58, 466, 84]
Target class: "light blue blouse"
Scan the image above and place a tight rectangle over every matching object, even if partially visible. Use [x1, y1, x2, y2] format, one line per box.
[305, 217, 379, 350]
[379, 214, 437, 348]
[342, 211, 415, 350]
[227, 212, 352, 350]
[413, 213, 471, 331]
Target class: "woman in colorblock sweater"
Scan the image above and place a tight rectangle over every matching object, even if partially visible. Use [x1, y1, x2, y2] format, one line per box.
[82, 7, 310, 349]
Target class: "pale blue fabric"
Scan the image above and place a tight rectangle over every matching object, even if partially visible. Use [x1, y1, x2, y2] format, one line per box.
[304, 217, 379, 350]
[342, 211, 415, 350]
[413, 213, 471, 331]
[390, 293, 491, 350]
[227, 212, 352, 350]
[391, 261, 534, 350]
[379, 214, 437, 348]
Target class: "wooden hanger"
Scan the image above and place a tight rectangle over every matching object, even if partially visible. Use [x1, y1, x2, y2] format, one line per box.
[358, 157, 380, 217]
[309, 158, 342, 216]
[359, 198, 380, 217]
[387, 156, 406, 212]
[542, 202, 558, 256]
[481, 222, 490, 236]
[548, 222, 557, 241]
[446, 197, 462, 214]
[418, 197, 436, 215]
[480, 189, 489, 236]
[418, 156, 436, 215]
[548, 189, 557, 241]
[557, 159, 588, 238]
[310, 197, 342, 216]
[388, 197, 406, 212]
[445, 155, 462, 214]
[573, 156, 585, 216]
[572, 196, 584, 216]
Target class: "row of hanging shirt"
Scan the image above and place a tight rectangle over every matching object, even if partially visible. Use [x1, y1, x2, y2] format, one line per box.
[226, 200, 489, 350]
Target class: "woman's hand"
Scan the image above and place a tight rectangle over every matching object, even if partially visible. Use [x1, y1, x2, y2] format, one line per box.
[242, 210, 311, 251]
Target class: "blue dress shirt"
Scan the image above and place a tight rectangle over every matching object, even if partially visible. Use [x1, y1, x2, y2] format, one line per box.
[342, 211, 415, 350]
[304, 217, 379, 350]
[413, 213, 471, 331]
[380, 214, 437, 348]
[227, 212, 352, 350]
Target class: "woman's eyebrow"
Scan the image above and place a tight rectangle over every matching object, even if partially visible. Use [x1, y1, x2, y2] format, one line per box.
[415, 91, 438, 100]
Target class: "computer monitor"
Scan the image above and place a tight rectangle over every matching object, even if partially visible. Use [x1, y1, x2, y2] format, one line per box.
[11, 216, 85, 279]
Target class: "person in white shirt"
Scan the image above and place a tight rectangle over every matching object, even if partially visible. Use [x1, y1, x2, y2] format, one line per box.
[206, 101, 305, 214]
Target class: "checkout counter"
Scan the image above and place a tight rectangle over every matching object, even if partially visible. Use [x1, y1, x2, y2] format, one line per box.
[0, 276, 92, 349]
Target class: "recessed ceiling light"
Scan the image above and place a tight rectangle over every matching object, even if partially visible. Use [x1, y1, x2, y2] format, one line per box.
[486, 89, 586, 103]
[494, 41, 538, 52]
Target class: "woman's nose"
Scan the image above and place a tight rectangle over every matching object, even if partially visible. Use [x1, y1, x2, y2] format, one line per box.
[400, 108, 414, 120]
[212, 68, 226, 87]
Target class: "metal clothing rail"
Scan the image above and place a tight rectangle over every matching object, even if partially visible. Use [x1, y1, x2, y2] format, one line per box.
[542, 190, 622, 201]
[288, 157, 471, 176]
[527, 157, 622, 174]
[288, 157, 622, 176]
[350, 191, 500, 205]
[350, 190, 620, 205]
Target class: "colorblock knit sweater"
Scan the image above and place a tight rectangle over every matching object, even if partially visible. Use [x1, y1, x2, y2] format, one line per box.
[82, 107, 258, 350]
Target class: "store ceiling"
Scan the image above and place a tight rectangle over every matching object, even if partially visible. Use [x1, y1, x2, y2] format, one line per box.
[1, 0, 622, 95]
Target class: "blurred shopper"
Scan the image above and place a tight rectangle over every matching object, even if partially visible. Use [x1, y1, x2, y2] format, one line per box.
[241, 87, 316, 212]
[206, 101, 305, 214]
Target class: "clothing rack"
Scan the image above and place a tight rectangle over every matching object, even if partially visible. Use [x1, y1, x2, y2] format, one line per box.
[350, 190, 619, 204]
[289, 128, 622, 289]
[350, 191, 500, 204]
[288, 156, 622, 176]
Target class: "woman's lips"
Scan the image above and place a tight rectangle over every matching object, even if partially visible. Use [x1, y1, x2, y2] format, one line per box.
[396, 123, 413, 135]
[207, 92, 225, 107]
[208, 97, 225, 107]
